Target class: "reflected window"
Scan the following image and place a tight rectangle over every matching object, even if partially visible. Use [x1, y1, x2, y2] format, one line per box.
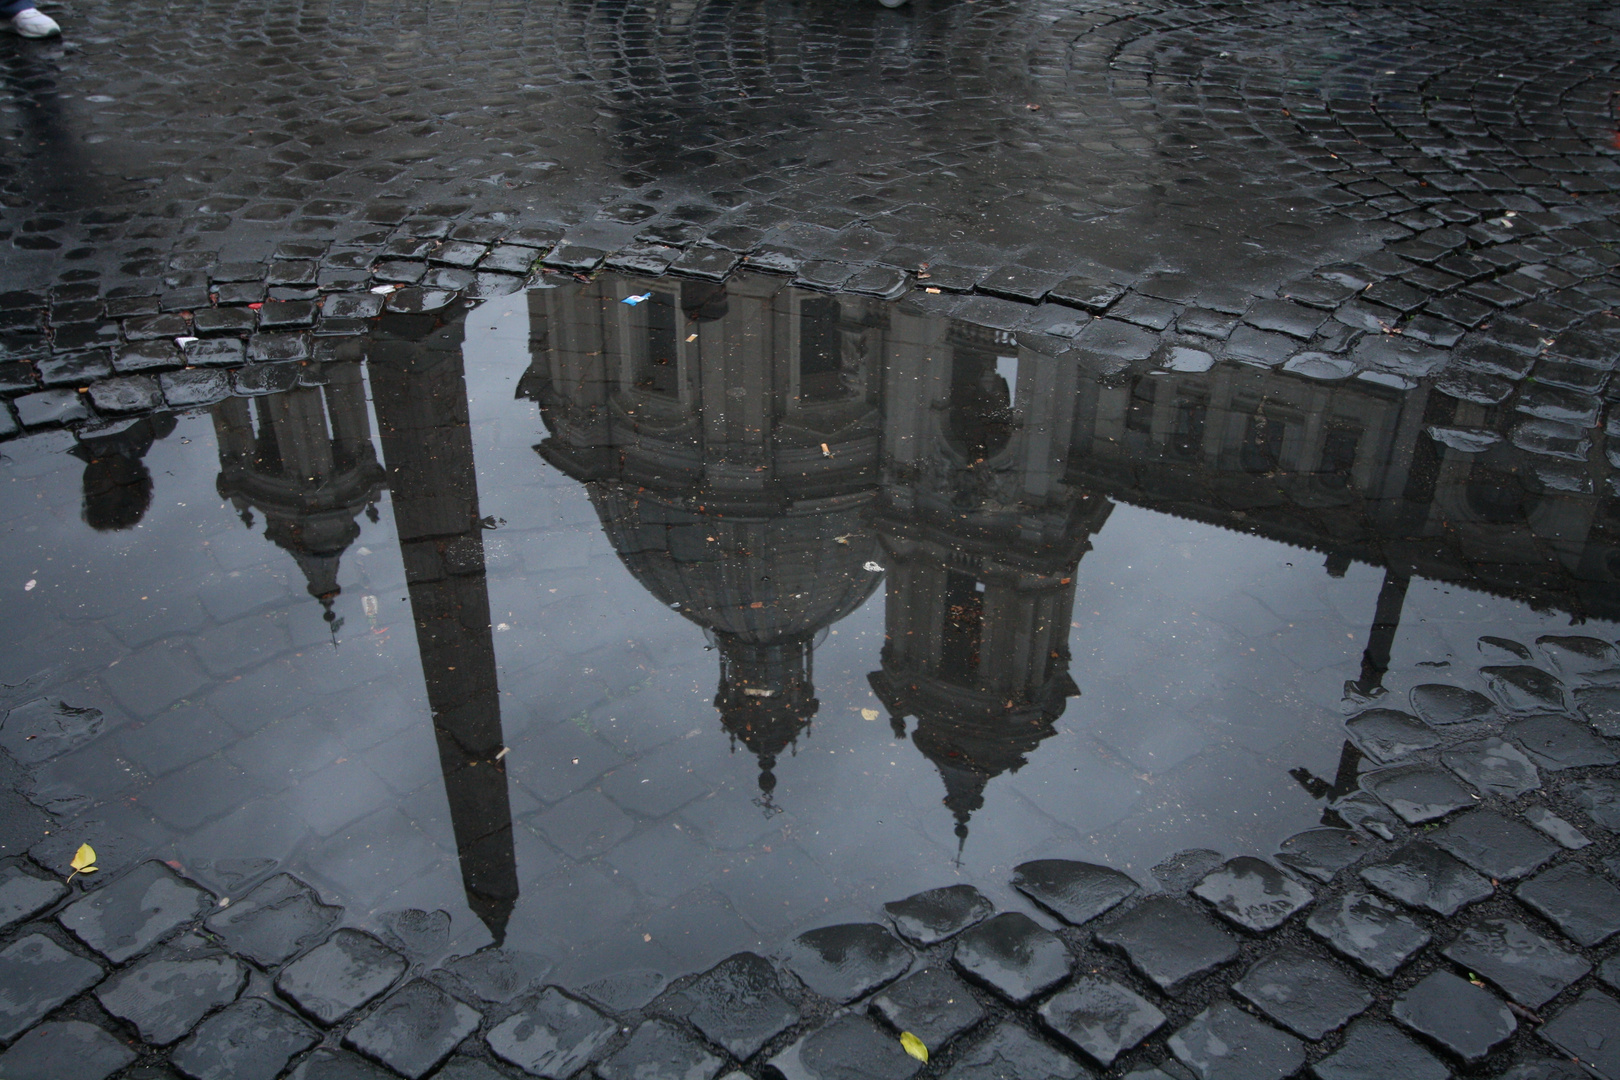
[1466, 464, 1535, 524]
[1171, 392, 1206, 458]
[634, 291, 679, 396]
[946, 350, 1015, 462]
[798, 295, 845, 402]
[1318, 424, 1360, 489]
[252, 397, 284, 472]
[1126, 376, 1156, 434]
[1240, 412, 1285, 474]
[940, 572, 985, 684]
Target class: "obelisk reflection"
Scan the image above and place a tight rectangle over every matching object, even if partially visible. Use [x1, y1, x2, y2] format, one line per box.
[369, 309, 519, 945]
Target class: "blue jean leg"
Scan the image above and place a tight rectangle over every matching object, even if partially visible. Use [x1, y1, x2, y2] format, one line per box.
[1, 0, 40, 16]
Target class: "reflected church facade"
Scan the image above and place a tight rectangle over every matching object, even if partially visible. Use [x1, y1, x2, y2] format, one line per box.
[524, 271, 1620, 841]
[176, 270, 1620, 868]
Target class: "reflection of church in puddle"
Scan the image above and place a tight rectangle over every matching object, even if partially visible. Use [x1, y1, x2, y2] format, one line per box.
[521, 271, 1620, 842]
[185, 268, 1620, 875]
[522, 276, 1110, 840]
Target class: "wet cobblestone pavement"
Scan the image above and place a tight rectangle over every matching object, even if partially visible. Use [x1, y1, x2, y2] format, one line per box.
[3, 0, 1620, 1077]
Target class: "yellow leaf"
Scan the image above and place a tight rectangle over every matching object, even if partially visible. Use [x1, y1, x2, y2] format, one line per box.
[860, 708, 880, 722]
[900, 1031, 928, 1063]
[66, 843, 98, 883]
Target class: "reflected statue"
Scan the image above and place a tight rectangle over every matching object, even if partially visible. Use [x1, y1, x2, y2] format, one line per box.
[524, 273, 887, 808]
[70, 413, 177, 531]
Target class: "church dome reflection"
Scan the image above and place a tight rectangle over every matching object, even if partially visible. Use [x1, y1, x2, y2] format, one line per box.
[525, 273, 887, 806]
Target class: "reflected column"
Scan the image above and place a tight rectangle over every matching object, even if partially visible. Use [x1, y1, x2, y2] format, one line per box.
[368, 308, 519, 945]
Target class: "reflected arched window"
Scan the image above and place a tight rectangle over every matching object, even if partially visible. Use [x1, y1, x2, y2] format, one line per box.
[1125, 376, 1155, 434]
[1318, 424, 1361, 490]
[946, 349, 1015, 463]
[940, 571, 984, 685]
[1171, 391, 1206, 459]
[634, 291, 679, 397]
[1466, 464, 1538, 524]
[798, 295, 845, 402]
[1240, 411, 1285, 474]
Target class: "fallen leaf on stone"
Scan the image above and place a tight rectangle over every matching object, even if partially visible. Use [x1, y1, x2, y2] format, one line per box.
[67, 843, 98, 882]
[900, 1031, 928, 1063]
[861, 708, 880, 721]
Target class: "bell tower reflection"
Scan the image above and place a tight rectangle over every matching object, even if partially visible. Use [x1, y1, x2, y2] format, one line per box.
[211, 356, 384, 634]
[872, 314, 1111, 850]
[525, 274, 886, 808]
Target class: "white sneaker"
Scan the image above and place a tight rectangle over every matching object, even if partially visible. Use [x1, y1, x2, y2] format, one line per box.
[10, 7, 60, 37]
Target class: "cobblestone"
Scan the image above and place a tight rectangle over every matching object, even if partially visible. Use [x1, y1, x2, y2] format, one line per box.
[1538, 991, 1620, 1079]
[0, 933, 103, 1041]
[1095, 898, 1239, 994]
[0, 1018, 135, 1080]
[951, 912, 1073, 1004]
[274, 929, 406, 1026]
[1515, 863, 1620, 947]
[883, 886, 993, 947]
[1168, 1000, 1303, 1080]
[1430, 809, 1561, 881]
[203, 874, 341, 968]
[1306, 890, 1430, 978]
[781, 923, 912, 1004]
[1273, 829, 1370, 884]
[1229, 947, 1371, 1040]
[0, 865, 64, 931]
[1190, 857, 1313, 933]
[1311, 1019, 1448, 1080]
[870, 966, 984, 1051]
[655, 951, 798, 1059]
[483, 987, 616, 1078]
[1359, 841, 1494, 917]
[1011, 860, 1139, 929]
[95, 947, 247, 1044]
[1442, 738, 1542, 798]
[1037, 977, 1164, 1068]
[600, 1019, 724, 1080]
[170, 996, 318, 1080]
[1441, 917, 1591, 1009]
[57, 861, 208, 964]
[1393, 970, 1517, 1064]
[941, 1023, 1087, 1080]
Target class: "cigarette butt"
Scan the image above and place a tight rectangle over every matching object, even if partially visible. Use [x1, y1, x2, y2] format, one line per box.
[495, 747, 509, 761]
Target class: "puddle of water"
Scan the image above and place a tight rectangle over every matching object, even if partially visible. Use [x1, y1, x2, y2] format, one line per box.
[2, 271, 1614, 983]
